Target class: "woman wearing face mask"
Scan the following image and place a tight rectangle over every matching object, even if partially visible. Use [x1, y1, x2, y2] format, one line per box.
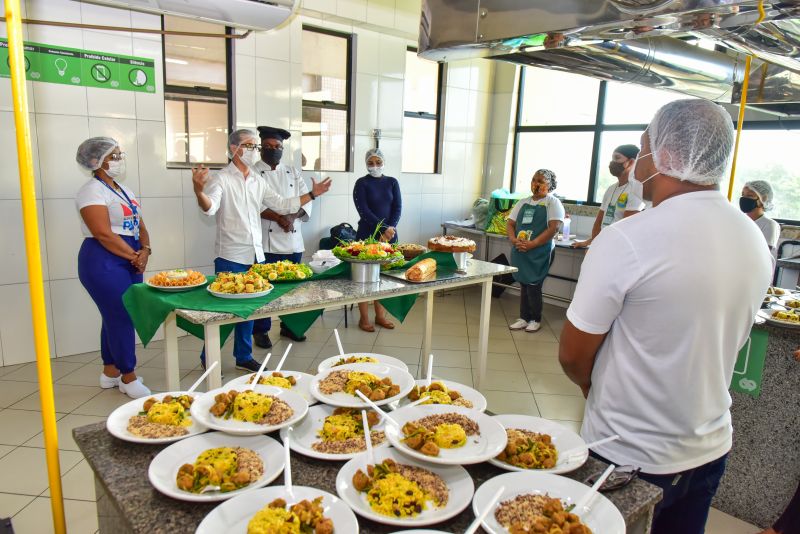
[740, 180, 780, 254]
[507, 169, 565, 333]
[75, 137, 152, 399]
[352, 148, 402, 332]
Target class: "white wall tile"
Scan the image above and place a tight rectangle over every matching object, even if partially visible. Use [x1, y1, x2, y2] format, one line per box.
[32, 83, 88, 117]
[255, 58, 292, 130]
[50, 278, 101, 357]
[355, 30, 380, 76]
[0, 199, 48, 284]
[446, 60, 471, 90]
[378, 34, 406, 79]
[367, 0, 395, 28]
[136, 120, 182, 197]
[82, 29, 133, 56]
[0, 111, 41, 200]
[138, 197, 184, 271]
[80, 1, 132, 34]
[338, 0, 367, 22]
[470, 59, 495, 93]
[319, 194, 351, 233]
[254, 25, 292, 62]
[25, 0, 80, 23]
[396, 192, 420, 244]
[463, 142, 486, 193]
[0, 80, 35, 113]
[354, 73, 379, 136]
[443, 87, 469, 143]
[394, 0, 420, 34]
[87, 87, 137, 120]
[378, 137, 401, 180]
[441, 141, 466, 184]
[289, 62, 303, 132]
[484, 143, 509, 193]
[468, 90, 490, 144]
[36, 114, 89, 199]
[0, 281, 56, 364]
[235, 31, 256, 57]
[88, 116, 140, 195]
[43, 198, 82, 281]
[489, 92, 513, 143]
[130, 11, 161, 37]
[303, 0, 337, 14]
[235, 54, 257, 128]
[26, 24, 82, 49]
[420, 193, 443, 239]
[377, 76, 403, 138]
[182, 197, 216, 268]
[398, 173, 421, 195]
[133, 38, 164, 121]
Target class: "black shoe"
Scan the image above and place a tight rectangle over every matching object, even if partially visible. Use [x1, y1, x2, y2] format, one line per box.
[253, 332, 272, 349]
[235, 359, 262, 372]
[280, 326, 306, 342]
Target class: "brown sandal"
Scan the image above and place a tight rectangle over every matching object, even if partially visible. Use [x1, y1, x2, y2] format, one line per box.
[359, 321, 376, 332]
[375, 317, 395, 329]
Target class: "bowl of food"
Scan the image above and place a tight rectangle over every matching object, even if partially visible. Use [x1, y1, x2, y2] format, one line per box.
[308, 258, 341, 274]
[249, 261, 313, 282]
[397, 243, 427, 261]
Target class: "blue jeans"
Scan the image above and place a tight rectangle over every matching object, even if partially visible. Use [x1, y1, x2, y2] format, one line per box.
[252, 252, 303, 334]
[591, 450, 728, 534]
[201, 257, 258, 365]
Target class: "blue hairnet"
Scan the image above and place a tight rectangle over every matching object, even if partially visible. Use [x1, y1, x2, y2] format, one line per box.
[76, 137, 118, 171]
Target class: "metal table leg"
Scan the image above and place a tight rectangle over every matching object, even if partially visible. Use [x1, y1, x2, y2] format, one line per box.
[476, 279, 492, 390]
[163, 312, 180, 391]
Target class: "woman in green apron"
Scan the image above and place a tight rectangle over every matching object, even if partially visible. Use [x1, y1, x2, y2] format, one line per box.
[506, 169, 565, 333]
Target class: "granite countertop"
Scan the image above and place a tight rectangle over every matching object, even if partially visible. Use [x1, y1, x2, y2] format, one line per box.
[176, 259, 517, 325]
[74, 422, 661, 534]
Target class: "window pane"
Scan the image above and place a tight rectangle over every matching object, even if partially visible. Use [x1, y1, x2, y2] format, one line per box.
[729, 129, 800, 221]
[402, 117, 436, 173]
[594, 130, 645, 202]
[604, 82, 691, 125]
[520, 67, 600, 126]
[165, 99, 187, 164]
[186, 100, 228, 164]
[515, 132, 595, 200]
[302, 30, 348, 105]
[404, 51, 439, 114]
[164, 16, 227, 91]
[302, 106, 348, 172]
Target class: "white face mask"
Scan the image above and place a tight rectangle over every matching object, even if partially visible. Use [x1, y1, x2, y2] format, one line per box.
[239, 147, 259, 166]
[105, 159, 126, 179]
[629, 152, 658, 199]
[367, 165, 383, 178]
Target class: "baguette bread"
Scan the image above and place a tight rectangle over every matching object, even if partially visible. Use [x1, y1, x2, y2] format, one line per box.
[406, 258, 437, 281]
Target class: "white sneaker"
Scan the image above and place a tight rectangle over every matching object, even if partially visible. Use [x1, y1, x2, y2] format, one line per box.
[99, 373, 121, 389]
[525, 321, 541, 333]
[509, 319, 529, 330]
[119, 378, 151, 399]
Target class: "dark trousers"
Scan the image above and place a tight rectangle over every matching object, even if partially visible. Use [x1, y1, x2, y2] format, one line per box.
[774, 481, 800, 534]
[78, 236, 142, 374]
[519, 282, 543, 322]
[591, 450, 728, 534]
[253, 252, 303, 334]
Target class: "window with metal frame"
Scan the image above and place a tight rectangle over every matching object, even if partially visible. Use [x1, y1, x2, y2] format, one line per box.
[301, 26, 354, 173]
[163, 15, 232, 167]
[402, 48, 444, 174]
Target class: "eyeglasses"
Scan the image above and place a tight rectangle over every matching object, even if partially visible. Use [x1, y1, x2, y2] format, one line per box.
[239, 143, 262, 152]
[109, 152, 126, 161]
[584, 465, 640, 492]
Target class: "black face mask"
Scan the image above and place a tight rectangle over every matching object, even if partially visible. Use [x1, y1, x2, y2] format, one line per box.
[608, 161, 626, 177]
[739, 196, 759, 213]
[261, 147, 283, 166]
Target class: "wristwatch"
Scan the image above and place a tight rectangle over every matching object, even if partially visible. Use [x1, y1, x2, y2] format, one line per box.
[309, 190, 317, 200]
[141, 245, 152, 254]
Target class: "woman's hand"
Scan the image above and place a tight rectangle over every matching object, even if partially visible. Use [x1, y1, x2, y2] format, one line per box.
[384, 227, 396, 241]
[132, 249, 150, 273]
[515, 240, 531, 252]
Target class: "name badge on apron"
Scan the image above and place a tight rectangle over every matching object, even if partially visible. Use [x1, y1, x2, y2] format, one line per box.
[521, 210, 535, 225]
[603, 203, 617, 226]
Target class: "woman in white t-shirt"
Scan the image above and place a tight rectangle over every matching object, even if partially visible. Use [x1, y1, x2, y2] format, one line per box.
[75, 137, 152, 399]
[739, 180, 781, 254]
[506, 169, 565, 332]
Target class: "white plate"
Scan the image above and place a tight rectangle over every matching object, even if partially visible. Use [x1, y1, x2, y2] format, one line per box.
[206, 285, 273, 299]
[106, 391, 208, 444]
[190, 384, 308, 435]
[385, 404, 507, 465]
[758, 308, 800, 329]
[280, 404, 389, 461]
[473, 471, 625, 534]
[336, 447, 474, 527]
[144, 278, 206, 292]
[395, 379, 487, 413]
[196, 485, 359, 533]
[224, 371, 317, 405]
[147, 432, 284, 502]
[316, 352, 409, 373]
[310, 362, 415, 408]
[487, 414, 588, 474]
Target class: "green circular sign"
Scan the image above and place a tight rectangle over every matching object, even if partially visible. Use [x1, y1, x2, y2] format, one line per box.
[129, 68, 147, 87]
[91, 63, 111, 83]
[5, 56, 30, 71]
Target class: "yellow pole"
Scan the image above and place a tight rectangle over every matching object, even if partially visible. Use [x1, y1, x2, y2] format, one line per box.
[4, 2, 66, 533]
[727, 55, 751, 201]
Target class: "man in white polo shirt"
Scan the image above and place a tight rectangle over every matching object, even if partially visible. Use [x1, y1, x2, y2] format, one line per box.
[559, 99, 772, 534]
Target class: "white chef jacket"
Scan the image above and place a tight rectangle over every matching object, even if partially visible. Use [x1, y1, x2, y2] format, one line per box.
[254, 161, 311, 254]
[201, 162, 301, 264]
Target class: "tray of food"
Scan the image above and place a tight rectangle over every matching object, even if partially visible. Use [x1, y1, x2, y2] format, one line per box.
[473, 471, 625, 534]
[385, 404, 507, 465]
[190, 384, 308, 435]
[248, 261, 313, 282]
[310, 362, 415, 408]
[207, 272, 273, 299]
[146, 269, 207, 292]
[758, 308, 800, 328]
[336, 448, 474, 527]
[224, 370, 317, 405]
[332, 240, 404, 264]
[106, 391, 208, 444]
[487, 414, 588, 474]
[147, 432, 285, 502]
[382, 258, 463, 284]
[280, 405, 389, 461]
[316, 353, 409, 373]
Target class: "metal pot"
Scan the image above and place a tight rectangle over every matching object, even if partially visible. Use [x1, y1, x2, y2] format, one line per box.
[350, 262, 381, 283]
[453, 252, 469, 271]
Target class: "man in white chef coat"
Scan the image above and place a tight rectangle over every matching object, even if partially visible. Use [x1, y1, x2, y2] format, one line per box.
[252, 126, 311, 348]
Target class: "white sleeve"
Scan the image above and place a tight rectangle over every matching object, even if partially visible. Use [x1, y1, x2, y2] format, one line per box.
[508, 198, 528, 221]
[625, 189, 646, 212]
[566, 226, 642, 334]
[547, 196, 565, 221]
[296, 169, 311, 220]
[599, 184, 614, 212]
[201, 173, 224, 216]
[261, 181, 301, 213]
[763, 219, 780, 249]
[76, 183, 108, 210]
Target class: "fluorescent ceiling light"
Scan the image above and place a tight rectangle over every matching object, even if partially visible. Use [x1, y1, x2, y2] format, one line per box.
[165, 58, 189, 65]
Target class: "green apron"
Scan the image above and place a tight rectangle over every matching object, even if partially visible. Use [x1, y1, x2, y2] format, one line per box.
[511, 201, 553, 285]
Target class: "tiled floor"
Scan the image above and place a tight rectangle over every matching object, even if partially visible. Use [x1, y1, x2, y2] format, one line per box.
[0, 287, 761, 533]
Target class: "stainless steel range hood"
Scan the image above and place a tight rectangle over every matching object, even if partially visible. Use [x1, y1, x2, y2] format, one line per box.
[419, 0, 800, 113]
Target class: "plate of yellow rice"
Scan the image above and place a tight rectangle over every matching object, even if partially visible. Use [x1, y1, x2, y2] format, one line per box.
[310, 362, 415, 408]
[107, 390, 208, 444]
[224, 370, 317, 405]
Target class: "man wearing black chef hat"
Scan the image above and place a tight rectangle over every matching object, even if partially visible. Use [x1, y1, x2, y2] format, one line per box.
[252, 126, 311, 348]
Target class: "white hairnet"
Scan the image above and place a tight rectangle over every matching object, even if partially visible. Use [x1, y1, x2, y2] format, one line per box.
[76, 137, 118, 171]
[228, 128, 257, 147]
[365, 148, 385, 165]
[646, 99, 734, 185]
[745, 180, 775, 211]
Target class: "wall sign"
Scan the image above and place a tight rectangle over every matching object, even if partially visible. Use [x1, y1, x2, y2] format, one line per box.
[0, 38, 156, 93]
[730, 327, 769, 398]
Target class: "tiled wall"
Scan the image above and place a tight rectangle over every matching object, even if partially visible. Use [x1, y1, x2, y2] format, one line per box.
[0, 0, 495, 365]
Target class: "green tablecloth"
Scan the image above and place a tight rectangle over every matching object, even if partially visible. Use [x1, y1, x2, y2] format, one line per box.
[122, 252, 456, 346]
